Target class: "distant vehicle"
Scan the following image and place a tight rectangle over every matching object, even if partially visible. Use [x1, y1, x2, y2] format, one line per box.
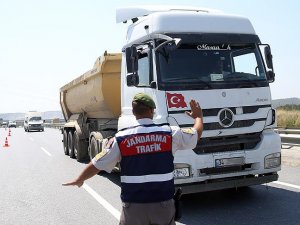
[24, 111, 44, 132]
[8, 121, 17, 128]
[1, 121, 8, 128]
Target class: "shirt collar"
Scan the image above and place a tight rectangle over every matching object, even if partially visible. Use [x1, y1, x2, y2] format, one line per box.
[135, 118, 154, 125]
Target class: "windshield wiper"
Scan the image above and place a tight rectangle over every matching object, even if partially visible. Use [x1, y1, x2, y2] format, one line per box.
[224, 73, 261, 87]
[164, 78, 213, 88]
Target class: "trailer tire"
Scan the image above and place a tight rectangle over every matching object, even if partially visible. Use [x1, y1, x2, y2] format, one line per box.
[89, 137, 99, 161]
[68, 131, 75, 158]
[74, 131, 88, 162]
[63, 130, 69, 155]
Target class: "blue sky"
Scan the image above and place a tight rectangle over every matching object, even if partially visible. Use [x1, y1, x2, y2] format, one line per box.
[0, 0, 299, 113]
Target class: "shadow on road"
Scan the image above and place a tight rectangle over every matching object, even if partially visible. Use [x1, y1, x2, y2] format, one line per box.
[96, 172, 300, 225]
[178, 185, 300, 225]
[97, 170, 121, 187]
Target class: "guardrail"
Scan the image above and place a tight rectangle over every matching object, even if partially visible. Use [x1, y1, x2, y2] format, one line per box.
[276, 128, 300, 135]
[44, 123, 64, 130]
[276, 128, 300, 144]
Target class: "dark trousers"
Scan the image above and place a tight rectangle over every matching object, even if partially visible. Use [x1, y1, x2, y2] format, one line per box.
[119, 199, 175, 225]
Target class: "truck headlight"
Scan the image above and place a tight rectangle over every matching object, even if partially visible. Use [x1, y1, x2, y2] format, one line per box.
[174, 164, 190, 179]
[265, 152, 281, 169]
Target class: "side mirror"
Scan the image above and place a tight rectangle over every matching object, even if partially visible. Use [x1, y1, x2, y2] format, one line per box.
[267, 70, 275, 83]
[125, 46, 138, 73]
[264, 46, 273, 70]
[259, 44, 275, 83]
[150, 81, 157, 89]
[126, 74, 139, 86]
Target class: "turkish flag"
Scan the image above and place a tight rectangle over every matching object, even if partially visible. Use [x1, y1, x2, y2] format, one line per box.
[166, 93, 187, 108]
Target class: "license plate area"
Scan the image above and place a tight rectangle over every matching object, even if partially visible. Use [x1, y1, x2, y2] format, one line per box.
[174, 168, 190, 178]
[215, 157, 245, 168]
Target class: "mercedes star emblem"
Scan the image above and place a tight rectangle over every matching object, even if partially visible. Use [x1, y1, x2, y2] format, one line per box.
[218, 108, 234, 128]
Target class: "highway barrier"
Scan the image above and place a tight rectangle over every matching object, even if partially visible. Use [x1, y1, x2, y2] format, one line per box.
[276, 128, 300, 144]
[277, 128, 300, 135]
[44, 123, 64, 130]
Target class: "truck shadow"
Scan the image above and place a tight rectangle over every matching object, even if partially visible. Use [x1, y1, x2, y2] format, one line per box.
[179, 185, 300, 225]
[97, 170, 121, 186]
[97, 172, 300, 225]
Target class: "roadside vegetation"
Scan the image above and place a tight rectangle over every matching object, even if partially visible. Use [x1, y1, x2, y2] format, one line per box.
[276, 105, 300, 128]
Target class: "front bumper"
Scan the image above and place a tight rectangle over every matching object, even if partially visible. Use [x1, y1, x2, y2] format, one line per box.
[173, 130, 281, 193]
[28, 125, 44, 131]
[177, 173, 278, 194]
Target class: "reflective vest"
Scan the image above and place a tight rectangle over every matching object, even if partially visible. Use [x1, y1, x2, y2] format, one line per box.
[116, 123, 174, 203]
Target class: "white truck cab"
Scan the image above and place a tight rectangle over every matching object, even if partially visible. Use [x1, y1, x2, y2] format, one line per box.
[117, 6, 280, 193]
[60, 6, 281, 194]
[24, 111, 44, 132]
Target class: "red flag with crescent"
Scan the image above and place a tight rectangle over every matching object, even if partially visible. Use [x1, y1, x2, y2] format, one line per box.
[166, 92, 187, 108]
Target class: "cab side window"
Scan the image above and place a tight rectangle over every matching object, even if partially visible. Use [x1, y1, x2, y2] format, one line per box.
[137, 53, 151, 87]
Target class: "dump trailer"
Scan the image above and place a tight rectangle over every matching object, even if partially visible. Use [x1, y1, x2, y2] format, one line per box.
[60, 6, 281, 194]
[60, 52, 122, 161]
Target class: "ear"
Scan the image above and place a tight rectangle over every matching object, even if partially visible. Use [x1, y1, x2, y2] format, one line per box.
[150, 108, 155, 115]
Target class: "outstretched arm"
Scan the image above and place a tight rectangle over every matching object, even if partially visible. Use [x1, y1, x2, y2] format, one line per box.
[185, 99, 203, 140]
[62, 162, 100, 187]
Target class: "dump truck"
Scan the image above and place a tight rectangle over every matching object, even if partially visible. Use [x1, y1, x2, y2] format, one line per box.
[60, 53, 121, 160]
[60, 6, 281, 194]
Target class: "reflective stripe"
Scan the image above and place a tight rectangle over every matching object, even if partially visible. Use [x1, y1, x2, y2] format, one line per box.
[121, 172, 174, 183]
[117, 125, 171, 137]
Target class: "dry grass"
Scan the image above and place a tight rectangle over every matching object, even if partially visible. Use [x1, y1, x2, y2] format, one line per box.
[277, 109, 300, 128]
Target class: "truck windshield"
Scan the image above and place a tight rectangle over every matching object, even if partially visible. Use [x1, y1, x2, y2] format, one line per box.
[29, 117, 42, 121]
[156, 42, 268, 90]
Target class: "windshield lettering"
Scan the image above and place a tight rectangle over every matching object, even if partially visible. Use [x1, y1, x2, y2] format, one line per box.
[197, 44, 231, 51]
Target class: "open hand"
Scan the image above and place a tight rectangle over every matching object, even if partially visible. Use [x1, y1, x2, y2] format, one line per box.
[185, 99, 203, 119]
[62, 179, 84, 188]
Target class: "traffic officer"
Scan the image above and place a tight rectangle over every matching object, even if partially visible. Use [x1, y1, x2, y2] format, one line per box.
[63, 93, 203, 225]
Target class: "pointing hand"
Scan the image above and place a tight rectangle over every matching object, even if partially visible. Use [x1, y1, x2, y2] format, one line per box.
[62, 179, 84, 188]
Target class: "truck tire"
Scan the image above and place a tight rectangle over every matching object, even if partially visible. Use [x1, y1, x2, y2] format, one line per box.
[63, 130, 69, 155]
[68, 131, 75, 158]
[74, 131, 88, 162]
[89, 137, 99, 161]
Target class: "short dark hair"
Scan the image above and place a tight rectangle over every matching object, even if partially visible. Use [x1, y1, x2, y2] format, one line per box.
[132, 101, 152, 116]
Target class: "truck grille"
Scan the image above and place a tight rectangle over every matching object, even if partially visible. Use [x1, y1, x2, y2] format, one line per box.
[200, 164, 252, 175]
[193, 132, 261, 154]
[169, 104, 270, 130]
[203, 119, 265, 130]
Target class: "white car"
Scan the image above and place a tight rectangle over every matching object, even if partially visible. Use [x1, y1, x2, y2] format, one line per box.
[1, 121, 8, 127]
[8, 121, 17, 128]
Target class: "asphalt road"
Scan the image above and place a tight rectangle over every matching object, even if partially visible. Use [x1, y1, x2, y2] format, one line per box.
[0, 128, 299, 225]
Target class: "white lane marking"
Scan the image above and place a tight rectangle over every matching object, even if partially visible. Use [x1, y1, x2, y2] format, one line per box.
[83, 183, 120, 220]
[273, 181, 300, 190]
[29, 137, 34, 142]
[41, 147, 52, 157]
